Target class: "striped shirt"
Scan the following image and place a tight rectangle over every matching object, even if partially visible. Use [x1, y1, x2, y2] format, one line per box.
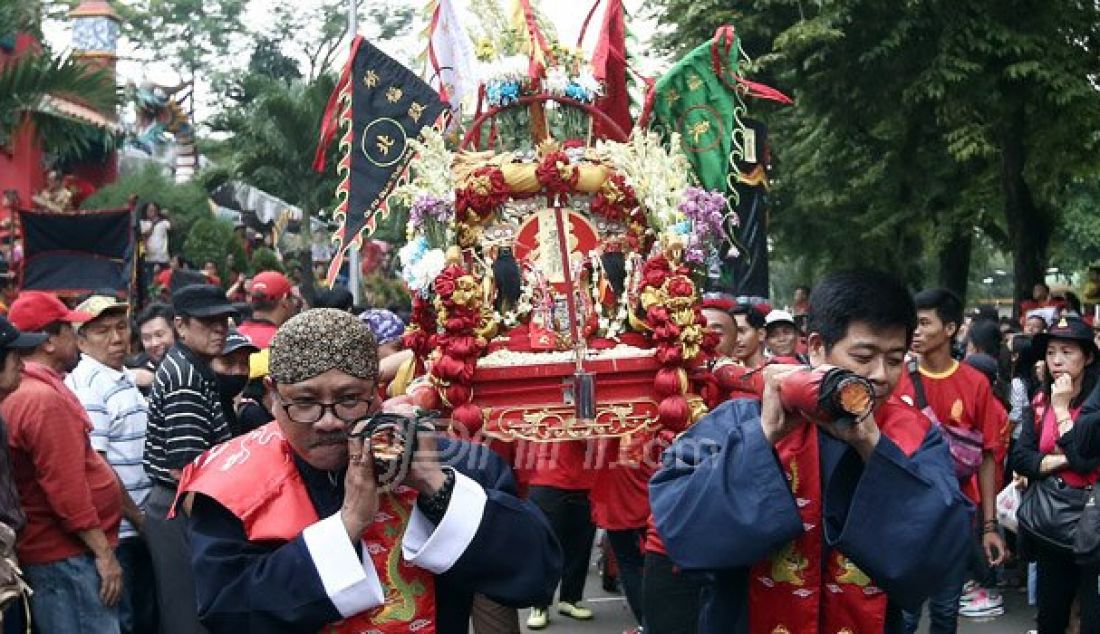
[66, 354, 153, 539]
[143, 344, 231, 489]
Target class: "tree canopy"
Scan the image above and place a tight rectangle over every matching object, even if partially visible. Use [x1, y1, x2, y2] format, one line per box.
[652, 0, 1100, 306]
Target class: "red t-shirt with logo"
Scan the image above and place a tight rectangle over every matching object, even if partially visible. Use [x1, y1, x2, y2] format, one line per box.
[894, 360, 1008, 504]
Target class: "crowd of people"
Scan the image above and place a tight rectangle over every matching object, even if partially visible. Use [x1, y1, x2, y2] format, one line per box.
[0, 261, 430, 634]
[0, 242, 1098, 634]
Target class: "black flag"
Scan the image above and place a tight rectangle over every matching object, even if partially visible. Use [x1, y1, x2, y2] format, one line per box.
[315, 36, 448, 283]
[19, 208, 135, 297]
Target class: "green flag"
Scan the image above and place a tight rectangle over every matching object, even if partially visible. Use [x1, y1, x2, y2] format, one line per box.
[650, 35, 744, 191]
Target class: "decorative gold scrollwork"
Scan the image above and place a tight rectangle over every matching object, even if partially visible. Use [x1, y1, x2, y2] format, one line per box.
[485, 401, 658, 442]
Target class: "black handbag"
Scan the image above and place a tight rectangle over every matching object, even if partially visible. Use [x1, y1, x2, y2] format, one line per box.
[1018, 476, 1091, 551]
[1074, 486, 1100, 566]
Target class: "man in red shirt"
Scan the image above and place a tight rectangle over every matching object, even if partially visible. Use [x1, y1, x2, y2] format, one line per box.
[0, 315, 49, 629]
[731, 303, 767, 368]
[237, 270, 300, 348]
[3, 292, 124, 633]
[516, 439, 597, 629]
[1019, 281, 1063, 328]
[894, 289, 1008, 630]
[701, 295, 738, 360]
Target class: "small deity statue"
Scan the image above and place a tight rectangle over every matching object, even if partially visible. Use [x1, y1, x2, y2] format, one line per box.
[32, 170, 74, 213]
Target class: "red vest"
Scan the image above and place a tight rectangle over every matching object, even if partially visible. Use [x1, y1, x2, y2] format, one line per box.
[177, 423, 437, 634]
[748, 398, 930, 633]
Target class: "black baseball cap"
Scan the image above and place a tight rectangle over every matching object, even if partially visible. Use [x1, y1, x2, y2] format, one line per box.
[172, 284, 240, 320]
[222, 328, 259, 355]
[0, 315, 47, 351]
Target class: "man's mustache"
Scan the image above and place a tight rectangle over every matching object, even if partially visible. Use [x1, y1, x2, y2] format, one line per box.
[311, 432, 348, 447]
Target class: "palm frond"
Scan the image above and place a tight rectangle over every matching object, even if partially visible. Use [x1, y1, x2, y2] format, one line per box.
[0, 50, 118, 155]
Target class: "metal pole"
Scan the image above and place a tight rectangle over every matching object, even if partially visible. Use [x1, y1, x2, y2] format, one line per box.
[346, 0, 362, 303]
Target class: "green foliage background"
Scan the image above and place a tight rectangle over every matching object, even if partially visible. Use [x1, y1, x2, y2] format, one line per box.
[651, 0, 1100, 309]
[250, 247, 283, 274]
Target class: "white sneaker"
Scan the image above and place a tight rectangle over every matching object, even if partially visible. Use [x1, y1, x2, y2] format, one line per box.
[526, 607, 549, 629]
[557, 601, 594, 620]
[959, 589, 1004, 618]
[958, 580, 981, 605]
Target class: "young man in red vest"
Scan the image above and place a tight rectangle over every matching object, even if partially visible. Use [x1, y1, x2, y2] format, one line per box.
[650, 270, 973, 633]
[176, 308, 561, 633]
[894, 289, 1008, 629]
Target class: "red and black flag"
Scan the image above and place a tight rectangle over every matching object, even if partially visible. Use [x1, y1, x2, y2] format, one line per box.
[314, 36, 448, 284]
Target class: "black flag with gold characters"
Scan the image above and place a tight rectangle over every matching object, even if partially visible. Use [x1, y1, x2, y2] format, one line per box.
[314, 36, 448, 284]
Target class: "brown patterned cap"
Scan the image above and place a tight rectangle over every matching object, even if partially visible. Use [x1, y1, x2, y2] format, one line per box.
[269, 308, 378, 384]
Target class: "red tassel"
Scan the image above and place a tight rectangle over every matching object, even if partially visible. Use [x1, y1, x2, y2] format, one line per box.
[654, 367, 685, 398]
[432, 355, 466, 380]
[446, 336, 481, 357]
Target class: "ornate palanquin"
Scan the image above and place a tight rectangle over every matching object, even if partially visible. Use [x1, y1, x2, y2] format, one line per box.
[340, 7, 788, 441]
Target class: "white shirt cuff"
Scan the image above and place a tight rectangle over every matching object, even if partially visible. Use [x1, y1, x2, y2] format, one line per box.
[302, 513, 386, 618]
[402, 470, 487, 574]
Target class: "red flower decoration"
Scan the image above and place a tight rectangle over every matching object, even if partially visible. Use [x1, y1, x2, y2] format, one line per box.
[535, 151, 579, 198]
[435, 281, 456, 302]
[590, 172, 638, 223]
[456, 166, 508, 223]
[429, 263, 487, 435]
[666, 276, 695, 298]
[641, 255, 671, 289]
[635, 252, 719, 432]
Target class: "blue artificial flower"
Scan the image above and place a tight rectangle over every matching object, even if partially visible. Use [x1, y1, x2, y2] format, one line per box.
[671, 220, 692, 235]
[487, 80, 521, 107]
[500, 81, 520, 105]
[564, 82, 591, 103]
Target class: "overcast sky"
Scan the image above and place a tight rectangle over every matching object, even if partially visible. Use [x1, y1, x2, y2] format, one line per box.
[44, 0, 663, 125]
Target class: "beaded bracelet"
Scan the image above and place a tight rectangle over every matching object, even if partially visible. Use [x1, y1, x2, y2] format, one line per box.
[417, 467, 456, 525]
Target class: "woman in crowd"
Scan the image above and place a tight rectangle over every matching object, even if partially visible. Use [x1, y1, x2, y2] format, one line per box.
[127, 302, 176, 393]
[1010, 316, 1100, 633]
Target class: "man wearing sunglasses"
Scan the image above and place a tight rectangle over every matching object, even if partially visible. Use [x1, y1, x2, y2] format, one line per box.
[174, 308, 561, 633]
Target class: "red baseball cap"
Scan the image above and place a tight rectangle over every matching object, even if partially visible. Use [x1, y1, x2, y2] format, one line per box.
[9, 292, 94, 332]
[250, 271, 293, 300]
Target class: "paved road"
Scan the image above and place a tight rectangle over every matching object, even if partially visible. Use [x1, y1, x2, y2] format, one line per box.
[514, 563, 1037, 633]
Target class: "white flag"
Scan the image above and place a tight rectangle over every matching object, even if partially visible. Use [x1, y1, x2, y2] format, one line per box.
[426, 0, 476, 116]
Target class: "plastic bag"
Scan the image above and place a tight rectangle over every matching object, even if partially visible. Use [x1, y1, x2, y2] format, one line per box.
[997, 482, 1022, 533]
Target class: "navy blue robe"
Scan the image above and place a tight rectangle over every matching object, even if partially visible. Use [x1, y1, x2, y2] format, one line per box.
[650, 398, 973, 633]
[187, 437, 561, 633]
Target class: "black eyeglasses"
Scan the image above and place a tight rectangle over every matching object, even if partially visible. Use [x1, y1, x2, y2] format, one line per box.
[273, 392, 374, 424]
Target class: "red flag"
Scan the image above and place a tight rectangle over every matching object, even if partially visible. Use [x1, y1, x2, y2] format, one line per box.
[590, 0, 631, 138]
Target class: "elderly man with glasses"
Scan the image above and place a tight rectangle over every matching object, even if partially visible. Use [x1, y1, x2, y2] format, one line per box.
[173, 308, 561, 633]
